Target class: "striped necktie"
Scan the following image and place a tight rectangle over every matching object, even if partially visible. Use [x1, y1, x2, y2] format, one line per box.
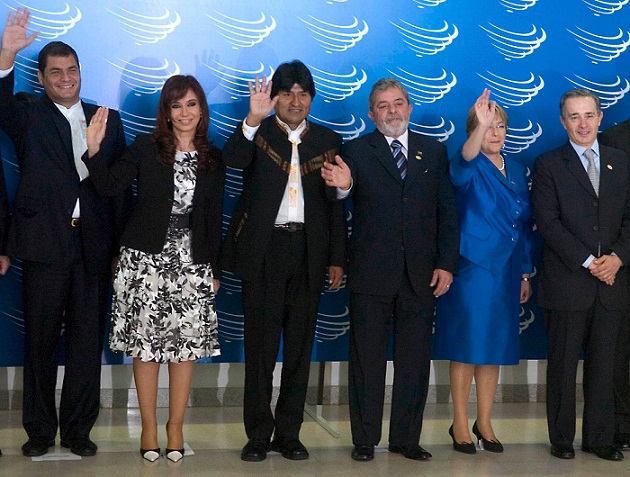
[391, 139, 407, 180]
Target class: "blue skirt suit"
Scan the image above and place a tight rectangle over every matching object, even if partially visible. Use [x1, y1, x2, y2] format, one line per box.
[434, 152, 533, 365]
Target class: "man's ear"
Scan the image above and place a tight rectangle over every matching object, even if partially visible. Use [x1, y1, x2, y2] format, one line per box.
[37, 70, 44, 86]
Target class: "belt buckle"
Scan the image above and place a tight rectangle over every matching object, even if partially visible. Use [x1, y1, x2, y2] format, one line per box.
[71, 218, 80, 227]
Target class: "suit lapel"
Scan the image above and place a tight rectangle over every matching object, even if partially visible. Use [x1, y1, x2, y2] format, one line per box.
[370, 131, 404, 186]
[405, 132, 427, 187]
[45, 97, 75, 164]
[563, 143, 598, 198]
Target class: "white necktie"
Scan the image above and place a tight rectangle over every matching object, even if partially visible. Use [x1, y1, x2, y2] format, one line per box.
[68, 108, 89, 181]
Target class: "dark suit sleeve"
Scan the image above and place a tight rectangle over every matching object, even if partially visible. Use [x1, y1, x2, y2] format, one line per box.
[222, 121, 256, 169]
[0, 153, 9, 255]
[83, 133, 143, 196]
[0, 70, 30, 155]
[435, 143, 459, 274]
[531, 154, 591, 270]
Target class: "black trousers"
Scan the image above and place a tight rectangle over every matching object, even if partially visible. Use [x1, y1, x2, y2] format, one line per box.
[544, 301, 622, 448]
[348, 268, 434, 447]
[614, 309, 630, 436]
[22, 229, 109, 442]
[241, 228, 321, 441]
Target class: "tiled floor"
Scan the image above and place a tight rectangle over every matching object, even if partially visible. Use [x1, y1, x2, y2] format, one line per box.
[0, 403, 628, 476]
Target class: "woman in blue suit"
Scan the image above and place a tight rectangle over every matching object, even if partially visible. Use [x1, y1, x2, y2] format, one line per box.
[434, 89, 533, 454]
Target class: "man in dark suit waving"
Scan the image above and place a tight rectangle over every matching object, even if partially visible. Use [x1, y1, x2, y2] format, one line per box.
[0, 9, 128, 457]
[599, 118, 630, 452]
[322, 78, 459, 461]
[532, 88, 630, 461]
[222, 60, 346, 462]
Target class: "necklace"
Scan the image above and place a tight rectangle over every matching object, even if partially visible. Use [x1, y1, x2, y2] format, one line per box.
[498, 156, 505, 171]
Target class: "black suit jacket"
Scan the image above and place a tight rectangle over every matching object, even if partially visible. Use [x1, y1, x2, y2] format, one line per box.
[0, 149, 9, 255]
[532, 142, 630, 311]
[84, 134, 225, 273]
[341, 129, 459, 297]
[222, 116, 346, 288]
[600, 119, 630, 154]
[0, 70, 128, 273]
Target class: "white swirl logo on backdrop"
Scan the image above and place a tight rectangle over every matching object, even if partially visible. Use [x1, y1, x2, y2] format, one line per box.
[413, 0, 448, 7]
[565, 74, 630, 108]
[107, 57, 179, 95]
[480, 23, 546, 60]
[217, 311, 244, 343]
[582, 0, 629, 15]
[308, 64, 367, 102]
[388, 67, 457, 105]
[477, 71, 544, 108]
[224, 167, 244, 197]
[316, 308, 350, 342]
[206, 61, 271, 100]
[14, 53, 41, 93]
[210, 110, 240, 141]
[499, 0, 541, 13]
[106, 5, 181, 45]
[409, 118, 455, 143]
[309, 114, 367, 142]
[391, 19, 458, 57]
[4, 2, 81, 40]
[119, 110, 155, 142]
[299, 15, 369, 53]
[205, 11, 276, 50]
[503, 121, 543, 154]
[567, 26, 630, 63]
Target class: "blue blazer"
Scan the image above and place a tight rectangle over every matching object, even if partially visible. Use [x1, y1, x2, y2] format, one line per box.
[450, 151, 533, 276]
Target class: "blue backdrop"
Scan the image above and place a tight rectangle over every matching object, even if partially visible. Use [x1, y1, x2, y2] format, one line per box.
[0, 0, 628, 365]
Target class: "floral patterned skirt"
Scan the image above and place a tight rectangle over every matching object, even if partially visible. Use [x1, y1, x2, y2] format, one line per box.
[109, 228, 220, 362]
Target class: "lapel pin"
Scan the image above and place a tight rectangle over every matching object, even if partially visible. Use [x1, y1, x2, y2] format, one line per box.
[415, 151, 422, 161]
[607, 164, 613, 170]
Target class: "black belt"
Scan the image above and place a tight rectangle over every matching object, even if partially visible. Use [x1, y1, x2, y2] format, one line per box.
[274, 222, 304, 232]
[170, 213, 192, 229]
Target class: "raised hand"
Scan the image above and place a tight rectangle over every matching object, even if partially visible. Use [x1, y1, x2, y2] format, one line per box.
[86, 107, 109, 158]
[2, 8, 38, 53]
[474, 88, 496, 129]
[245, 75, 278, 127]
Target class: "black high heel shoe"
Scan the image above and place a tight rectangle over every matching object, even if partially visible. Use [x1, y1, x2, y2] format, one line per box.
[472, 421, 503, 453]
[140, 448, 160, 462]
[449, 425, 476, 454]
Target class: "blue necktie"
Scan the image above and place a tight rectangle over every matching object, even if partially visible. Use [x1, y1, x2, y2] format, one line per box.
[391, 139, 407, 180]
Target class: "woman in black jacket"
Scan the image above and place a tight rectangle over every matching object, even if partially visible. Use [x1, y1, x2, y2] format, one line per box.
[85, 75, 224, 463]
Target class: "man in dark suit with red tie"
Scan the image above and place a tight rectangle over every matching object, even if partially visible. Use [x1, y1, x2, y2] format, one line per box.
[322, 77, 459, 461]
[599, 118, 630, 452]
[532, 88, 630, 461]
[0, 9, 128, 457]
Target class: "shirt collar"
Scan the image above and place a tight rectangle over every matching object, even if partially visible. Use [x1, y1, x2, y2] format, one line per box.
[383, 129, 409, 152]
[55, 100, 83, 120]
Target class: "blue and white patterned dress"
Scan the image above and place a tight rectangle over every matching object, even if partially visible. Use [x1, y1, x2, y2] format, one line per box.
[109, 151, 220, 362]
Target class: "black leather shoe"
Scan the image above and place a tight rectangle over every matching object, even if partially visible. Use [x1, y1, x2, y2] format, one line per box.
[351, 445, 374, 461]
[241, 439, 270, 462]
[614, 433, 630, 451]
[582, 444, 624, 461]
[388, 444, 432, 460]
[449, 425, 476, 454]
[550, 444, 575, 459]
[472, 421, 503, 453]
[270, 437, 309, 460]
[22, 439, 55, 457]
[60, 438, 97, 457]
